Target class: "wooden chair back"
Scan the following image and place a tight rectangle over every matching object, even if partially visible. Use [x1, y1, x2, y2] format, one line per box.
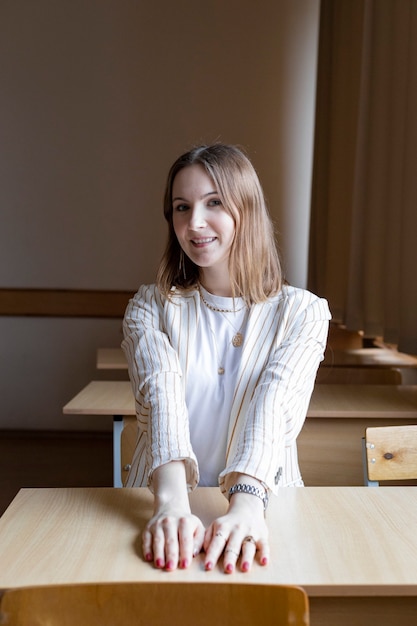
[0, 581, 310, 626]
[363, 424, 417, 486]
[120, 415, 136, 485]
[316, 366, 402, 385]
[327, 324, 364, 350]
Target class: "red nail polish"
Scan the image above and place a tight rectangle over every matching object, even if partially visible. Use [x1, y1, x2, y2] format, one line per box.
[205, 561, 213, 571]
[261, 557, 268, 566]
[145, 553, 152, 562]
[226, 563, 234, 574]
[242, 561, 250, 572]
[180, 558, 188, 569]
[155, 558, 164, 568]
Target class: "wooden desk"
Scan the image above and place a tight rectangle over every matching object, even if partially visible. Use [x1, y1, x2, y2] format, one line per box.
[1, 487, 417, 626]
[63, 381, 134, 487]
[323, 346, 417, 368]
[63, 382, 417, 487]
[96, 346, 417, 371]
[298, 384, 417, 486]
[97, 348, 127, 370]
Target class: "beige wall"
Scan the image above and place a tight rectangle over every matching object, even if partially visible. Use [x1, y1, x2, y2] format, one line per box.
[0, 0, 320, 429]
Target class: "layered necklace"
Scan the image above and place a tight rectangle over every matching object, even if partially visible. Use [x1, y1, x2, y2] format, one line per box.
[198, 284, 249, 374]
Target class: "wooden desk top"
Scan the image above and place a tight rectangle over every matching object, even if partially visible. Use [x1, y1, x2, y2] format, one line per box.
[323, 347, 417, 368]
[63, 381, 417, 420]
[309, 384, 417, 418]
[97, 346, 417, 370]
[97, 348, 127, 370]
[63, 381, 135, 416]
[1, 487, 417, 596]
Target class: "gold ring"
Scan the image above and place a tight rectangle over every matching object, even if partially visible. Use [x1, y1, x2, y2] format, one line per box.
[243, 535, 256, 545]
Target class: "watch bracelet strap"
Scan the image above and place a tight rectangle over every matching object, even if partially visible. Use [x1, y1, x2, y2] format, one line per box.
[228, 483, 269, 510]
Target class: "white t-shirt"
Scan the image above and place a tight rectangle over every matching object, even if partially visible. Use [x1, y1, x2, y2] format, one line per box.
[186, 286, 248, 486]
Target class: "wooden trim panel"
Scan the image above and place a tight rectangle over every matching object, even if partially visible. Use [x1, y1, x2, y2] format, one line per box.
[0, 288, 135, 318]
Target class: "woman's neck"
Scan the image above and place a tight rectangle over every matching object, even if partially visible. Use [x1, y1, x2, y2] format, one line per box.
[199, 269, 233, 297]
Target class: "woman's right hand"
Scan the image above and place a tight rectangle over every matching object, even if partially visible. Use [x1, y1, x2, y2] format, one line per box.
[143, 504, 205, 570]
[143, 460, 205, 570]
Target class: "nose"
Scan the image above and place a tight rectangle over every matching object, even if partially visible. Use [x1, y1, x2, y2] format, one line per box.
[188, 205, 207, 229]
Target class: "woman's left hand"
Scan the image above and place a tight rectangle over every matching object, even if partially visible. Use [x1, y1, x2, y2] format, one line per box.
[203, 491, 269, 573]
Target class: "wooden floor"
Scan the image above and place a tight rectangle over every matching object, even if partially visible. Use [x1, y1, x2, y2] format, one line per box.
[0, 430, 113, 517]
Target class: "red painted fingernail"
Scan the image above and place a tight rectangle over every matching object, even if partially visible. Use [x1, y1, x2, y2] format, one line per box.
[205, 561, 213, 571]
[261, 557, 268, 566]
[166, 560, 175, 570]
[242, 561, 250, 572]
[145, 553, 152, 562]
[226, 563, 234, 574]
[180, 558, 189, 569]
[155, 558, 164, 568]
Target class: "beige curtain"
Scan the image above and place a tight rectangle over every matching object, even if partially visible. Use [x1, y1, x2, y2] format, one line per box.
[309, 0, 417, 355]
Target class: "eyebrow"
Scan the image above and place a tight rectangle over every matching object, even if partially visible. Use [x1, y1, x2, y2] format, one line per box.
[172, 191, 218, 203]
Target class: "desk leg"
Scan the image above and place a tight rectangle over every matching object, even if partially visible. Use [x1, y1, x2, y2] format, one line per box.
[113, 416, 123, 488]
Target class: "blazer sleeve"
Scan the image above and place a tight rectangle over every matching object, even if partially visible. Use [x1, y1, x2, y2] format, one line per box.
[220, 288, 331, 493]
[121, 284, 199, 490]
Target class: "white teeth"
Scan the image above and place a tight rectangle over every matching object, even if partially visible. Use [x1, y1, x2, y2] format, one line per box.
[193, 237, 215, 244]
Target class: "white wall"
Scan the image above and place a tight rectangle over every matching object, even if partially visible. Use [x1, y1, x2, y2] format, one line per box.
[0, 0, 320, 430]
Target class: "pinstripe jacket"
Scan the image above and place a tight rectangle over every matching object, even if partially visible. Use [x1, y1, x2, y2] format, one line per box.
[122, 284, 331, 495]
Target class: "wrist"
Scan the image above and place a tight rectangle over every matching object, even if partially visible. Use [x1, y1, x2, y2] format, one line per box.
[228, 482, 269, 512]
[152, 460, 190, 510]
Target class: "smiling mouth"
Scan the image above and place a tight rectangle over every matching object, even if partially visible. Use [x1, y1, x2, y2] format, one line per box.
[191, 237, 216, 245]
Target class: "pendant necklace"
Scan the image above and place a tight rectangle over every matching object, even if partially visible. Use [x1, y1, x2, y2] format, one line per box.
[207, 321, 247, 375]
[198, 283, 248, 351]
[218, 311, 246, 348]
[199, 288, 248, 376]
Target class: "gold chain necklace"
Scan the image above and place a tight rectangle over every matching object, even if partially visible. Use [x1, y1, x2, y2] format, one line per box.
[198, 284, 248, 353]
[197, 284, 246, 313]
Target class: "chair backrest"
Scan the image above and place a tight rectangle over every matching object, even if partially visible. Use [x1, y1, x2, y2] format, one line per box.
[326, 324, 364, 350]
[0, 582, 309, 626]
[363, 424, 417, 486]
[121, 415, 136, 485]
[316, 366, 402, 385]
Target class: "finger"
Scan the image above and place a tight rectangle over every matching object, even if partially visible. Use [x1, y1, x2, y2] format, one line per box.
[151, 523, 166, 569]
[240, 535, 257, 572]
[203, 525, 214, 552]
[223, 545, 241, 574]
[203, 526, 226, 552]
[204, 529, 228, 571]
[256, 537, 270, 567]
[162, 516, 180, 571]
[192, 522, 206, 559]
[142, 527, 153, 563]
[177, 517, 197, 569]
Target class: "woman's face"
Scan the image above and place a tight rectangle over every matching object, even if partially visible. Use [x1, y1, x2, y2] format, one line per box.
[172, 165, 235, 281]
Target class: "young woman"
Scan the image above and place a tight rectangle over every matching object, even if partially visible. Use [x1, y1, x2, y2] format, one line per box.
[122, 143, 331, 574]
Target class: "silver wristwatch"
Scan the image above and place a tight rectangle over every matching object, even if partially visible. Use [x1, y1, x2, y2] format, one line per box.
[228, 483, 269, 511]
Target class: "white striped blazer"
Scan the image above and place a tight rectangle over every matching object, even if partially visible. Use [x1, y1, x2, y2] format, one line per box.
[122, 284, 331, 495]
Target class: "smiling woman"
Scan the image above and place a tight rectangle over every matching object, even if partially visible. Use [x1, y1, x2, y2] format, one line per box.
[122, 143, 331, 577]
[158, 144, 283, 303]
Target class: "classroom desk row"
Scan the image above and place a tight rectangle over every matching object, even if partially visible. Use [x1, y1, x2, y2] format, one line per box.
[1, 486, 417, 626]
[96, 346, 417, 371]
[63, 380, 417, 488]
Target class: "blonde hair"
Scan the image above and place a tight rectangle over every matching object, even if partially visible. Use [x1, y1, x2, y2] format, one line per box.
[156, 144, 283, 303]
